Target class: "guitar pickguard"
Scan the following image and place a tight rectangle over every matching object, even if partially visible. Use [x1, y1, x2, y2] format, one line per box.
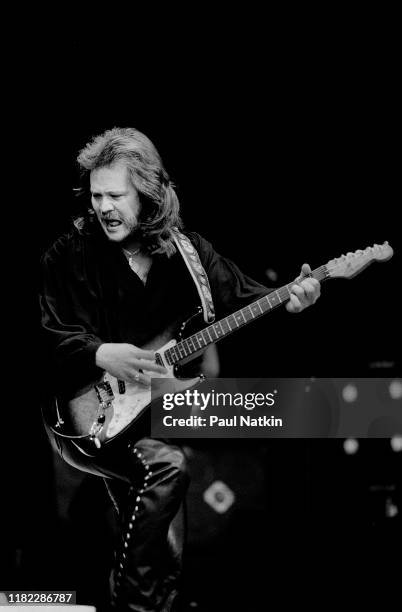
[65, 335, 202, 446]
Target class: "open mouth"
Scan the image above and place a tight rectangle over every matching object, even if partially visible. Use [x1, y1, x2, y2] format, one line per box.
[104, 219, 123, 228]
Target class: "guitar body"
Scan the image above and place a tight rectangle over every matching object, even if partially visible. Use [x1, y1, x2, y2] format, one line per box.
[67, 344, 201, 443]
[52, 316, 205, 451]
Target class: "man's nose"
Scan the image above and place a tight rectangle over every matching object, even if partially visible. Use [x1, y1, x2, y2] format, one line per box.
[99, 196, 115, 213]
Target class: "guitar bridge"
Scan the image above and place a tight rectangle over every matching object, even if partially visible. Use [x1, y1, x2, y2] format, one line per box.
[95, 380, 115, 405]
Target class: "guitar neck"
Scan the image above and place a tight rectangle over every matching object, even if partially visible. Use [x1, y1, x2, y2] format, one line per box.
[164, 265, 330, 366]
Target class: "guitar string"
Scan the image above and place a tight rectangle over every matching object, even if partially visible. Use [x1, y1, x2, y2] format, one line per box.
[165, 265, 330, 364]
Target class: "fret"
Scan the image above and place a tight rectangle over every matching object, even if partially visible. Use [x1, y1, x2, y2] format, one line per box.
[186, 337, 195, 353]
[197, 332, 207, 347]
[248, 305, 256, 319]
[250, 303, 261, 317]
[208, 326, 218, 341]
[279, 286, 290, 301]
[268, 294, 278, 308]
[244, 307, 254, 322]
[275, 290, 282, 303]
[257, 300, 264, 315]
[322, 266, 330, 281]
[220, 318, 231, 334]
[234, 312, 243, 326]
[177, 343, 187, 358]
[264, 295, 273, 311]
[192, 335, 202, 350]
[204, 328, 213, 343]
[214, 322, 224, 338]
[226, 317, 233, 331]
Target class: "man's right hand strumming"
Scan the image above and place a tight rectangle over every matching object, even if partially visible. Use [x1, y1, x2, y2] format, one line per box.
[95, 343, 168, 386]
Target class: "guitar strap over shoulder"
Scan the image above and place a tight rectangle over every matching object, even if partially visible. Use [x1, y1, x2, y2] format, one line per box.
[172, 230, 215, 324]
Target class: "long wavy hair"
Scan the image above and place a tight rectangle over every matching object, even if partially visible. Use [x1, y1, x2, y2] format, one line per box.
[74, 127, 183, 255]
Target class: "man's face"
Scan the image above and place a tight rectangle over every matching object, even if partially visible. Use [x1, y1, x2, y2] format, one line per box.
[90, 161, 142, 245]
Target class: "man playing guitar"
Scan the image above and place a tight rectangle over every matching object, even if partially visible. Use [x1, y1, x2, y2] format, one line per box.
[40, 127, 320, 611]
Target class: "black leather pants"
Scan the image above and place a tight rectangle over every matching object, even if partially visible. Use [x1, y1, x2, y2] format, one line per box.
[104, 438, 189, 611]
[51, 429, 189, 612]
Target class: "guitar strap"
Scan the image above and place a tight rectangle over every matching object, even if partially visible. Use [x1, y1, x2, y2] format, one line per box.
[172, 230, 215, 324]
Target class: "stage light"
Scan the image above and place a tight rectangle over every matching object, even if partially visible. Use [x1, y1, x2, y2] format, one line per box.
[265, 268, 278, 282]
[342, 383, 358, 403]
[389, 379, 402, 400]
[203, 480, 235, 514]
[390, 435, 402, 452]
[343, 438, 359, 454]
[385, 498, 399, 518]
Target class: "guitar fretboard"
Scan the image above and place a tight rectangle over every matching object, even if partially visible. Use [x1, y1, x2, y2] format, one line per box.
[164, 265, 329, 365]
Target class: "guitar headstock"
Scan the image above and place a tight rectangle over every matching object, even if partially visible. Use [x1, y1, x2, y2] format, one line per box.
[326, 242, 393, 279]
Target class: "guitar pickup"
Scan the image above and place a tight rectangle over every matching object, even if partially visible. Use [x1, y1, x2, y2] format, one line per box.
[118, 379, 126, 394]
[155, 353, 164, 367]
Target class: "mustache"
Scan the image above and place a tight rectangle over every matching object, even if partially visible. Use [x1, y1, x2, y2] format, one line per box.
[101, 213, 122, 222]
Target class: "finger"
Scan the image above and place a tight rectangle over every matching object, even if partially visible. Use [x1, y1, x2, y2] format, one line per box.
[287, 293, 302, 312]
[134, 349, 157, 360]
[300, 277, 319, 289]
[301, 263, 312, 277]
[291, 284, 305, 299]
[299, 280, 317, 299]
[129, 370, 152, 386]
[300, 279, 320, 302]
[135, 358, 168, 375]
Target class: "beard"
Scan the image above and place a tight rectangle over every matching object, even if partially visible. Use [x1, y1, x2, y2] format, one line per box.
[97, 211, 142, 247]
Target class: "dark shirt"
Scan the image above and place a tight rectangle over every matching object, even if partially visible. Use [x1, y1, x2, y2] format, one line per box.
[40, 228, 270, 396]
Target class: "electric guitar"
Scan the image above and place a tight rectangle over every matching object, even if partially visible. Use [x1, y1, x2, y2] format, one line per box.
[49, 242, 393, 450]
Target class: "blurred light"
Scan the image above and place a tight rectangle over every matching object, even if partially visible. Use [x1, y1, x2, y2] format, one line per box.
[342, 384, 358, 403]
[369, 360, 395, 369]
[343, 438, 359, 454]
[390, 436, 402, 452]
[304, 377, 316, 392]
[385, 498, 399, 518]
[389, 379, 402, 400]
[203, 480, 235, 514]
[265, 268, 278, 282]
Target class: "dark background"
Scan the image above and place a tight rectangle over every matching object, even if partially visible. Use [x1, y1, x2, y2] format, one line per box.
[3, 28, 401, 611]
